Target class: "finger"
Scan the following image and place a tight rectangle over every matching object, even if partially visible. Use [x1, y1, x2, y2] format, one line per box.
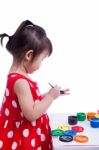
[65, 92, 70, 95]
[63, 88, 70, 92]
[54, 85, 61, 90]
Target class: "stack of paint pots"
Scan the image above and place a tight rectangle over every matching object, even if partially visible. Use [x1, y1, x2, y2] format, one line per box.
[87, 112, 96, 121]
[87, 111, 99, 128]
[67, 113, 88, 143]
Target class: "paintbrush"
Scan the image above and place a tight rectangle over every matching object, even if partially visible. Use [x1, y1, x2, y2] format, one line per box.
[48, 83, 65, 94]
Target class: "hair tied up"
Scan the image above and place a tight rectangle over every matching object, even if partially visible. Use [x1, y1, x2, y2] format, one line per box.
[0, 33, 9, 46]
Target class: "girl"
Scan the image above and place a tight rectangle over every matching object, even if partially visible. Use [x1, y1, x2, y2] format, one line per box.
[0, 20, 70, 150]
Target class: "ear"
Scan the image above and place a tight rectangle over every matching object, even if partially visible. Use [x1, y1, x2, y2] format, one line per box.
[25, 50, 34, 62]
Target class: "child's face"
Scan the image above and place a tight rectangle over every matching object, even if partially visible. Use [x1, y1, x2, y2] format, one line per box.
[28, 50, 49, 73]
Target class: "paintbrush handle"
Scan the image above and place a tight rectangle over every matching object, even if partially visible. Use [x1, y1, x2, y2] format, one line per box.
[48, 83, 64, 94]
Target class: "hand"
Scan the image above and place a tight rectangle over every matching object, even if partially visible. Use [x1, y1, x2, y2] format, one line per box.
[47, 85, 61, 100]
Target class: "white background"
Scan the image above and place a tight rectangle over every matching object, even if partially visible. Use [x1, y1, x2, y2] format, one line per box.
[0, 0, 99, 113]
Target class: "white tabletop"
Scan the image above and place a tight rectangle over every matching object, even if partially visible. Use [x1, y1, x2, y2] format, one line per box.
[48, 113, 99, 150]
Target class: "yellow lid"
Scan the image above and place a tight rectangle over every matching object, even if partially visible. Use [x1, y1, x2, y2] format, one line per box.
[95, 114, 99, 118]
[57, 125, 70, 131]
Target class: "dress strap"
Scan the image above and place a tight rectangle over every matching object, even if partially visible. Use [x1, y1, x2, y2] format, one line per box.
[7, 73, 37, 86]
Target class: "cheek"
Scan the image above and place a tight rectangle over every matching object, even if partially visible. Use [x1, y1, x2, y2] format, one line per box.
[33, 61, 41, 70]
[37, 62, 42, 68]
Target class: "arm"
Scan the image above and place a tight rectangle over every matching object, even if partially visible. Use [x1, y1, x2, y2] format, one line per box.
[41, 92, 48, 98]
[14, 79, 60, 121]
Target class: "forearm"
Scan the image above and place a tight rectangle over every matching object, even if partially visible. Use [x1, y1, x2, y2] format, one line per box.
[41, 92, 47, 98]
[31, 94, 54, 120]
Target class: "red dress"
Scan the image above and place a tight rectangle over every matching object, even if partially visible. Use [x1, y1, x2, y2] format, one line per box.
[0, 73, 53, 150]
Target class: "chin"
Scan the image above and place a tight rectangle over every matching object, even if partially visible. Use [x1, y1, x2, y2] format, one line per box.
[30, 69, 38, 74]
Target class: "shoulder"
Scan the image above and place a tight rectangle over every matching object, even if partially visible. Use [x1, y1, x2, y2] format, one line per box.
[14, 78, 29, 85]
[14, 78, 31, 95]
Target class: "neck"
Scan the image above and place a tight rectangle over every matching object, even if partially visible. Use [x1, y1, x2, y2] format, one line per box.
[9, 59, 28, 75]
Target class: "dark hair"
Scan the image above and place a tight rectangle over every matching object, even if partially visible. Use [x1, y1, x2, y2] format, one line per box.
[0, 20, 52, 61]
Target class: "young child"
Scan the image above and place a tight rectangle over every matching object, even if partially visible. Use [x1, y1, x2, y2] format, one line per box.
[0, 20, 70, 150]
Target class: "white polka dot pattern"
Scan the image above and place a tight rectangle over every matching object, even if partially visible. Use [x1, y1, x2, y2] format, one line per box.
[11, 75, 17, 77]
[41, 117, 43, 123]
[31, 138, 35, 147]
[15, 122, 20, 128]
[3, 96, 6, 103]
[36, 89, 41, 96]
[46, 114, 48, 119]
[7, 131, 14, 138]
[31, 120, 36, 126]
[37, 146, 42, 150]
[19, 140, 21, 145]
[46, 124, 48, 130]
[36, 128, 41, 135]
[12, 100, 17, 108]
[11, 141, 17, 149]
[41, 134, 46, 141]
[23, 129, 29, 137]
[0, 140, 3, 148]
[20, 112, 23, 117]
[5, 108, 9, 116]
[4, 120, 8, 128]
[5, 88, 9, 96]
[49, 144, 51, 149]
